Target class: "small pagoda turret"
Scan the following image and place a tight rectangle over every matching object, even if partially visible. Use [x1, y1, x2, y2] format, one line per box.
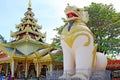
[0, 0, 63, 79]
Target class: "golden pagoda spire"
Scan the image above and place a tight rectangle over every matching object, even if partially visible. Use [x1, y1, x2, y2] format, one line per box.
[28, 0, 32, 8]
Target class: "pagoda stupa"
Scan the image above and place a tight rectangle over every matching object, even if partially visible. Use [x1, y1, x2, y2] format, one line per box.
[0, 0, 63, 79]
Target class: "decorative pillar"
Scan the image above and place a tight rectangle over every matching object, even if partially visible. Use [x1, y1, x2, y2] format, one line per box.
[0, 64, 2, 73]
[11, 58, 14, 79]
[36, 62, 39, 79]
[6, 63, 8, 76]
[50, 63, 53, 76]
[14, 62, 18, 72]
[39, 64, 42, 75]
[33, 58, 39, 79]
[50, 64, 53, 72]
[25, 60, 27, 79]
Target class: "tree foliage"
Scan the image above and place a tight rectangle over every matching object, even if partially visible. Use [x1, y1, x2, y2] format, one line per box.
[51, 18, 67, 48]
[52, 3, 120, 55]
[85, 3, 120, 54]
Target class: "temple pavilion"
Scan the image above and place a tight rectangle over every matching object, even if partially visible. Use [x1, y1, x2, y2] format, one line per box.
[0, 0, 63, 79]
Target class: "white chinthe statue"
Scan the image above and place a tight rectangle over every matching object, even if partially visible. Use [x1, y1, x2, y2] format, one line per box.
[59, 5, 107, 80]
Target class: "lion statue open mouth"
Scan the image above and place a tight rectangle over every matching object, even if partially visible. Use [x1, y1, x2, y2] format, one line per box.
[59, 5, 107, 80]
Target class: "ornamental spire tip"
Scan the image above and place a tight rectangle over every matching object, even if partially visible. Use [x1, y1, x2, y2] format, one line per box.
[67, 3, 70, 6]
[28, 0, 32, 8]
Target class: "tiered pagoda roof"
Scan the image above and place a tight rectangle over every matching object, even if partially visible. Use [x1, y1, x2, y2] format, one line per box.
[10, 0, 46, 44]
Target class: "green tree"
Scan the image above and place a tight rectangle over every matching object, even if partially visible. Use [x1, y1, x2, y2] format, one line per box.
[51, 18, 67, 48]
[85, 3, 120, 54]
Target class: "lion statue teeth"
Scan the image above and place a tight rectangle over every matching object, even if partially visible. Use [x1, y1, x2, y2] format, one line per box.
[59, 5, 107, 80]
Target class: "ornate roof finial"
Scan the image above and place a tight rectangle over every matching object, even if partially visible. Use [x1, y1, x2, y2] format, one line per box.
[66, 3, 70, 8]
[67, 3, 70, 6]
[28, 0, 32, 8]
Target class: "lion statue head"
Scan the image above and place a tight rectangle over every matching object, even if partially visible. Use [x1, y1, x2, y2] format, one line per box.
[64, 5, 89, 23]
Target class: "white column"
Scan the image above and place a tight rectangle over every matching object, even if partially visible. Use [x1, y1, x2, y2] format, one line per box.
[6, 63, 8, 76]
[50, 64, 53, 72]
[25, 61, 27, 78]
[50, 64, 53, 76]
[11, 59, 14, 78]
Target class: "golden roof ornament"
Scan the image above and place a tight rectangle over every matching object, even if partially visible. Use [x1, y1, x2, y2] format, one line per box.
[67, 3, 70, 6]
[28, 0, 32, 8]
[67, 3, 70, 8]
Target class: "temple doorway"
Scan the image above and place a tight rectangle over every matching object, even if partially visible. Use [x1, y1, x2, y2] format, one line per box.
[1, 63, 11, 76]
[40, 65, 48, 78]
[28, 63, 36, 78]
[15, 62, 25, 79]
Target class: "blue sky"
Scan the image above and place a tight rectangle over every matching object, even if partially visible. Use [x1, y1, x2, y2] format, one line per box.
[0, 0, 120, 43]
